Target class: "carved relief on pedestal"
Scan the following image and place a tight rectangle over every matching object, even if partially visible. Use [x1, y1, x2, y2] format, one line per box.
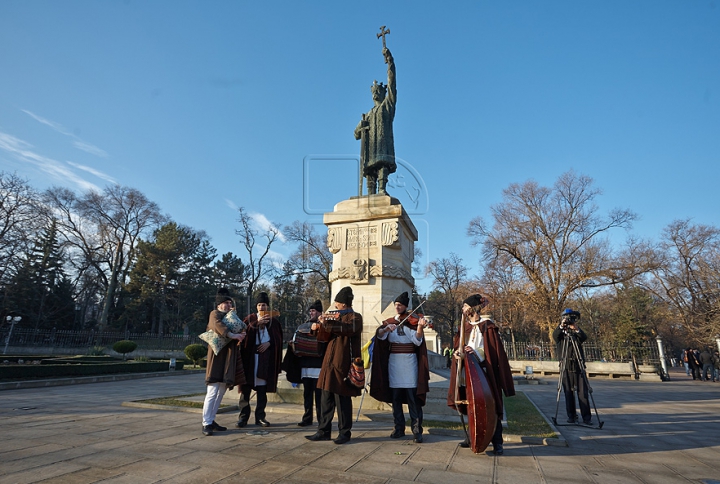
[369, 264, 413, 283]
[327, 227, 342, 254]
[329, 261, 412, 285]
[381, 221, 399, 247]
[351, 258, 369, 284]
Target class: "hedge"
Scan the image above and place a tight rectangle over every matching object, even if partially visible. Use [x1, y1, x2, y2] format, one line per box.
[0, 360, 184, 380]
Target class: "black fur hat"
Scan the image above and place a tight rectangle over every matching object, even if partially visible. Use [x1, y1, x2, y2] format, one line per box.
[215, 288, 233, 306]
[334, 286, 354, 306]
[309, 300, 323, 312]
[394, 291, 410, 307]
[256, 292, 270, 305]
[463, 294, 487, 309]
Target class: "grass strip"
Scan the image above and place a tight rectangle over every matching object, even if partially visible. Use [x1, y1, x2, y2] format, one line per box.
[134, 393, 230, 409]
[425, 391, 556, 438]
[505, 391, 556, 438]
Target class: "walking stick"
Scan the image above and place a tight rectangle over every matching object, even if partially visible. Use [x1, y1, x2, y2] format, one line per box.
[356, 365, 371, 422]
[454, 312, 471, 443]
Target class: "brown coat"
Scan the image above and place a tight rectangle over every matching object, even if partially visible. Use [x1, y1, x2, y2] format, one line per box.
[240, 313, 284, 392]
[316, 310, 363, 397]
[447, 319, 515, 416]
[205, 309, 239, 386]
[370, 316, 430, 406]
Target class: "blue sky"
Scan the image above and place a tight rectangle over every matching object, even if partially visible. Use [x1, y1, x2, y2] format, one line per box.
[1, 1, 718, 292]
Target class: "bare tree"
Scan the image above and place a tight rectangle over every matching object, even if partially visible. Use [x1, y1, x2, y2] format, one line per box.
[0, 172, 45, 285]
[235, 207, 281, 304]
[283, 221, 332, 304]
[425, 253, 468, 336]
[468, 171, 654, 339]
[646, 219, 720, 343]
[44, 185, 165, 330]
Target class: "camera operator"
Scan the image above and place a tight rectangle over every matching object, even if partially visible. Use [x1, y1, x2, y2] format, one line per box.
[552, 309, 592, 425]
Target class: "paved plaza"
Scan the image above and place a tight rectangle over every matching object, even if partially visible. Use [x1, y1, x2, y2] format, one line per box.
[0, 368, 719, 483]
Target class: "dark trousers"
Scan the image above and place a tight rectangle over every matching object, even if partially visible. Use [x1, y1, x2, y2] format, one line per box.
[238, 384, 267, 423]
[391, 387, 423, 435]
[690, 364, 701, 380]
[317, 389, 352, 438]
[702, 364, 715, 381]
[301, 377, 322, 424]
[562, 370, 591, 421]
[491, 417, 503, 447]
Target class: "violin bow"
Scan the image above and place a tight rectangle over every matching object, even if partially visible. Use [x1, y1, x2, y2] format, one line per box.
[389, 300, 428, 328]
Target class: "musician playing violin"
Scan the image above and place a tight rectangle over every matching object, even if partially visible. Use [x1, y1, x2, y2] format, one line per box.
[447, 294, 515, 455]
[370, 291, 430, 443]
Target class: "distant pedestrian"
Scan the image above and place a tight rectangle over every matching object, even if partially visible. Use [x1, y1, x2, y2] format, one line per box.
[713, 351, 720, 382]
[688, 348, 702, 380]
[681, 349, 690, 376]
[699, 348, 715, 382]
[443, 345, 452, 369]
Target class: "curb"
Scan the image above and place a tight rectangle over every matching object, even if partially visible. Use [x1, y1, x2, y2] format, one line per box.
[0, 369, 206, 391]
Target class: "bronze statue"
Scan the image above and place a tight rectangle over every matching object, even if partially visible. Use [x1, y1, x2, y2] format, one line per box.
[355, 26, 397, 196]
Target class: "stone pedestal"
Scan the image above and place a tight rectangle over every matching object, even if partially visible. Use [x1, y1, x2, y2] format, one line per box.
[324, 195, 417, 345]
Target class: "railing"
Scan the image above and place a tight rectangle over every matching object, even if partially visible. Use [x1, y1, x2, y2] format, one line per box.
[1, 328, 195, 352]
[503, 340, 664, 365]
[1, 328, 668, 365]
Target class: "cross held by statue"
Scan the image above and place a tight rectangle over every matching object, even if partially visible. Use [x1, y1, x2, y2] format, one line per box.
[377, 25, 390, 48]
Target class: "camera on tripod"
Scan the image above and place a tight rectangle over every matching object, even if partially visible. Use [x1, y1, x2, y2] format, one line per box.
[560, 308, 580, 330]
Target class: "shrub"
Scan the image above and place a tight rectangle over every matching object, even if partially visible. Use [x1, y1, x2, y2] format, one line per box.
[133, 356, 150, 362]
[87, 346, 106, 356]
[184, 344, 206, 367]
[112, 340, 138, 360]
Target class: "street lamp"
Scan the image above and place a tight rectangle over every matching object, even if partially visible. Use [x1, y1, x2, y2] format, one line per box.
[3, 316, 21, 355]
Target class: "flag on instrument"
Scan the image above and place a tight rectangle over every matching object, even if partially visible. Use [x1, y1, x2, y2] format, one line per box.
[361, 337, 374, 369]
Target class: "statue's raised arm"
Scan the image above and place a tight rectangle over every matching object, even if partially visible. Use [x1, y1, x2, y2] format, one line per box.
[383, 47, 396, 109]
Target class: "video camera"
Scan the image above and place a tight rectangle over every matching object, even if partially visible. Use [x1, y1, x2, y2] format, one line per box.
[560, 308, 581, 328]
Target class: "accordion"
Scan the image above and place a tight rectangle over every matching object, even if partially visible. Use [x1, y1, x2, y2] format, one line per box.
[293, 332, 321, 358]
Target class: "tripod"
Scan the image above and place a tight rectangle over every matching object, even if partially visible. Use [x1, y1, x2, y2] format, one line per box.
[552, 328, 604, 429]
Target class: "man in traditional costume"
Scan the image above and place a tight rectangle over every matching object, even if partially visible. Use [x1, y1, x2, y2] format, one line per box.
[305, 286, 363, 445]
[447, 294, 515, 455]
[201, 288, 245, 436]
[370, 291, 430, 443]
[282, 300, 326, 427]
[236, 292, 283, 428]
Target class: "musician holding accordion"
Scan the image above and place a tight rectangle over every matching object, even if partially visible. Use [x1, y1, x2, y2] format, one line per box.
[281, 299, 327, 427]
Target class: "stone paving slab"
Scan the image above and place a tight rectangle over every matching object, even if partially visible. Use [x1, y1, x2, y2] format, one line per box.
[1, 367, 719, 483]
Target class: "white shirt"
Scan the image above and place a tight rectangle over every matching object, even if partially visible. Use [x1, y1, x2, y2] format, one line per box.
[377, 315, 424, 388]
[254, 326, 270, 386]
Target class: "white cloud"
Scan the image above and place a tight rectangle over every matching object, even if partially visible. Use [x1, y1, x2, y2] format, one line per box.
[224, 198, 239, 211]
[22, 109, 109, 158]
[21, 109, 74, 136]
[249, 211, 286, 243]
[73, 141, 108, 158]
[66, 161, 117, 184]
[0, 131, 100, 192]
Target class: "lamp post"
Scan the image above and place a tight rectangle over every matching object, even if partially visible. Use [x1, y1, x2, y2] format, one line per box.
[3, 316, 21, 355]
[656, 334, 669, 381]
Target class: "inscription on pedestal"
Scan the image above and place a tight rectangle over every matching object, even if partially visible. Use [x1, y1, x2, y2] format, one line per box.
[346, 226, 378, 249]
